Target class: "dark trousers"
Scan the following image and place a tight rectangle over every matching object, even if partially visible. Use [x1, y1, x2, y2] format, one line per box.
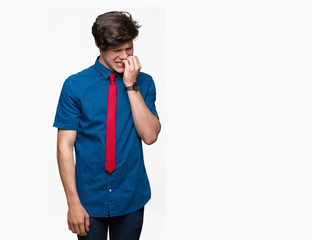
[78, 207, 144, 240]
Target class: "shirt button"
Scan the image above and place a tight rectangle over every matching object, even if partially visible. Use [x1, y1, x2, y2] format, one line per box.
[109, 189, 112, 192]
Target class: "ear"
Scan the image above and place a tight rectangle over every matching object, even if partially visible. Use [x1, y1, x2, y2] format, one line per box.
[95, 40, 102, 53]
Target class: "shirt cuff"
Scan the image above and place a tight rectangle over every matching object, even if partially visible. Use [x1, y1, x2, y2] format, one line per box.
[53, 121, 79, 130]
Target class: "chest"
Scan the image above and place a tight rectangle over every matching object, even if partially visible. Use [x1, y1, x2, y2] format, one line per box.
[77, 80, 132, 123]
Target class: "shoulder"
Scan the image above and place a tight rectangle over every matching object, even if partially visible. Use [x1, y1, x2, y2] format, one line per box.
[137, 71, 152, 81]
[66, 65, 97, 85]
[137, 72, 157, 98]
[61, 65, 100, 98]
[137, 71, 154, 87]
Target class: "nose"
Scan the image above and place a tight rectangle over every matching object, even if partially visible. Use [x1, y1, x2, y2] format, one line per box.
[119, 50, 128, 60]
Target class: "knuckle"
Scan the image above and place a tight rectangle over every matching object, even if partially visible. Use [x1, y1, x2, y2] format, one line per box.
[73, 221, 80, 226]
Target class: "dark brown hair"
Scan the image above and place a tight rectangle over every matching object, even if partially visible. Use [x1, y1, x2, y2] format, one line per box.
[92, 11, 141, 51]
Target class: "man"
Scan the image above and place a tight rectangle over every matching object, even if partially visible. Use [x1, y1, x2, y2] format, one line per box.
[53, 11, 161, 240]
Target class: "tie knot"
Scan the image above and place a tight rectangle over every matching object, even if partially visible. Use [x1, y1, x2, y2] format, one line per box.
[109, 73, 116, 82]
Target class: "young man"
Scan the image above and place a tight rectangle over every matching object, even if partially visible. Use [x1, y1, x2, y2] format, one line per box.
[53, 11, 161, 240]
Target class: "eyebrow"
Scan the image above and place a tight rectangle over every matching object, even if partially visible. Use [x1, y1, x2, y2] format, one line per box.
[113, 44, 133, 51]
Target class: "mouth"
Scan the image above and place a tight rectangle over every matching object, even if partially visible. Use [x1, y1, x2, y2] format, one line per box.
[115, 62, 125, 68]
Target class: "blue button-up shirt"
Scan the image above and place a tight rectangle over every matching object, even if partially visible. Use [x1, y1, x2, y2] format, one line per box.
[53, 57, 159, 217]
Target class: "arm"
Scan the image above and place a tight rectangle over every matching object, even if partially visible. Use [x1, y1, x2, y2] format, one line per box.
[56, 129, 90, 236]
[123, 56, 161, 145]
[127, 91, 161, 145]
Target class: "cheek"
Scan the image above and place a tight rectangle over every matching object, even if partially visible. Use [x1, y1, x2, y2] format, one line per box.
[127, 49, 134, 56]
[110, 55, 119, 62]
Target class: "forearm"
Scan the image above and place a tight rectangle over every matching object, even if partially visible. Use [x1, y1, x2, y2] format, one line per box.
[57, 147, 81, 206]
[127, 91, 161, 145]
[56, 130, 89, 236]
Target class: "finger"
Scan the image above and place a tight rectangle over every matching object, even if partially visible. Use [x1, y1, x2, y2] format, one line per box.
[72, 223, 80, 235]
[68, 222, 73, 232]
[67, 214, 74, 233]
[133, 56, 140, 70]
[122, 59, 129, 69]
[85, 215, 90, 232]
[133, 56, 141, 68]
[127, 57, 135, 70]
[135, 56, 142, 70]
[78, 222, 87, 236]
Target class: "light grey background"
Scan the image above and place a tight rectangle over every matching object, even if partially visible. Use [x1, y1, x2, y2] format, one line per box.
[0, 4, 165, 240]
[46, 6, 165, 240]
[1, 0, 312, 239]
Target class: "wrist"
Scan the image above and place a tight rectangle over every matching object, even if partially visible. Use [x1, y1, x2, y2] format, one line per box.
[124, 82, 134, 87]
[67, 195, 81, 207]
[125, 82, 139, 91]
[123, 76, 137, 87]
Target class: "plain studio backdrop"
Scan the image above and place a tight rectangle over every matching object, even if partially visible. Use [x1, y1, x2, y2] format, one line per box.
[0, 4, 165, 240]
[1, 1, 312, 240]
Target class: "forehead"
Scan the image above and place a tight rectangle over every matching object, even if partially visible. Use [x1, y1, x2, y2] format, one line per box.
[112, 41, 133, 50]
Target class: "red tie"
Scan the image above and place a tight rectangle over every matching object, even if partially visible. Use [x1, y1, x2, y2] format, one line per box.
[105, 73, 117, 174]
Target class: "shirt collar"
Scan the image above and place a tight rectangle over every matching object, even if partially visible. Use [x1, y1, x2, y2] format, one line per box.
[94, 56, 123, 80]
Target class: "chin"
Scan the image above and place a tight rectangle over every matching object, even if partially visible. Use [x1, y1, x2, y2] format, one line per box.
[114, 67, 125, 73]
